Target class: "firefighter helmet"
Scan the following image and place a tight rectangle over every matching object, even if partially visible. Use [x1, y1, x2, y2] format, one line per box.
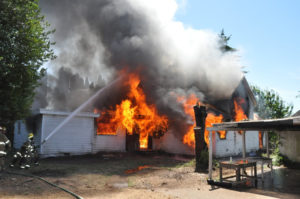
[28, 133, 34, 139]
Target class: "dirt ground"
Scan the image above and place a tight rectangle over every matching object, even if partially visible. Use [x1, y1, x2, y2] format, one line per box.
[0, 153, 299, 199]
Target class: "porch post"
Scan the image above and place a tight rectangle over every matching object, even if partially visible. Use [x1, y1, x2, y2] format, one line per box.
[208, 130, 213, 180]
[242, 131, 246, 159]
[265, 131, 270, 158]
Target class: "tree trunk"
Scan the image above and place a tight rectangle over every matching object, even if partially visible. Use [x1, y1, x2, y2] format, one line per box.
[194, 105, 207, 172]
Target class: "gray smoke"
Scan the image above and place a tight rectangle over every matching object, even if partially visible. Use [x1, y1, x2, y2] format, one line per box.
[38, 0, 244, 137]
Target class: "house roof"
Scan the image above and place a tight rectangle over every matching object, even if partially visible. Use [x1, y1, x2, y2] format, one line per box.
[293, 110, 300, 117]
[37, 109, 100, 118]
[241, 77, 257, 107]
[207, 116, 300, 132]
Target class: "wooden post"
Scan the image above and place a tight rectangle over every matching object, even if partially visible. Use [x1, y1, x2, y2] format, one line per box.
[242, 131, 246, 159]
[193, 105, 207, 150]
[254, 163, 257, 188]
[265, 131, 270, 158]
[236, 168, 241, 181]
[194, 127, 202, 172]
[193, 105, 207, 172]
[261, 161, 264, 182]
[208, 130, 213, 180]
[219, 165, 223, 182]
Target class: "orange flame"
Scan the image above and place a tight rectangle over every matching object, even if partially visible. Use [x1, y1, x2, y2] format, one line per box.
[233, 98, 248, 135]
[259, 131, 263, 149]
[177, 94, 199, 147]
[125, 165, 151, 174]
[95, 73, 168, 149]
[237, 159, 248, 164]
[205, 113, 225, 145]
[234, 98, 248, 122]
[177, 94, 225, 148]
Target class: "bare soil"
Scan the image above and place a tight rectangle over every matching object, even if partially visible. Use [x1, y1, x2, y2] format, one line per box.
[0, 153, 299, 199]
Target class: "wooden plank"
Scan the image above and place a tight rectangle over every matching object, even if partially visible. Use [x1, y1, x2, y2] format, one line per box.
[266, 131, 269, 158]
[212, 123, 238, 128]
[208, 119, 300, 131]
[208, 130, 213, 180]
[242, 131, 246, 159]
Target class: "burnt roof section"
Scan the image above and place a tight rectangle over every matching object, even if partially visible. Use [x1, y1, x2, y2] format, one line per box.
[207, 116, 300, 131]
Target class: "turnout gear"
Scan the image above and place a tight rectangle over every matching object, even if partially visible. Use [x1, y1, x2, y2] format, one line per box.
[0, 127, 11, 171]
[10, 133, 39, 169]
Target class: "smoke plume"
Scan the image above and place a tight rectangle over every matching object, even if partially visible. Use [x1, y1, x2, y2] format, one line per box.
[38, 0, 244, 137]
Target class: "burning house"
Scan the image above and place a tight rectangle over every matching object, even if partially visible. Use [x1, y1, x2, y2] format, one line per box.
[91, 75, 259, 156]
[14, 76, 260, 158]
[14, 0, 261, 157]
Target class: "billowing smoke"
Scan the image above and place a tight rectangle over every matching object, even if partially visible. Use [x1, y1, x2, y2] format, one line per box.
[38, 0, 243, 138]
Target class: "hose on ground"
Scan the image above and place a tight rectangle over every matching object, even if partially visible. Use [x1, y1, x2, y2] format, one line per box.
[4, 170, 84, 199]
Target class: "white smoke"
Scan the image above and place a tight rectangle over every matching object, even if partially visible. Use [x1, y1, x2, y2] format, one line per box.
[126, 0, 242, 99]
[39, 0, 244, 133]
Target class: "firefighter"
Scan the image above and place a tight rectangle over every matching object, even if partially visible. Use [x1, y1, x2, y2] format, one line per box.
[25, 132, 39, 167]
[10, 133, 39, 169]
[0, 127, 11, 171]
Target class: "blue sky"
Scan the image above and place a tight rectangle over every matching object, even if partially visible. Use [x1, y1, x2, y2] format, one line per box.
[175, 0, 300, 113]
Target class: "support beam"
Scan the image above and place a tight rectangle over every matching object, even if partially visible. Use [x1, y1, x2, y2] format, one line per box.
[194, 127, 202, 172]
[242, 131, 246, 159]
[208, 130, 213, 180]
[265, 131, 270, 158]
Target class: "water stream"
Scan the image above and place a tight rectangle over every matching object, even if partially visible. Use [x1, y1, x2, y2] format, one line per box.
[41, 76, 123, 145]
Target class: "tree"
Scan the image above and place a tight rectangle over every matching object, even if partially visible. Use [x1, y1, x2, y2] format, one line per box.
[0, 0, 55, 136]
[251, 85, 293, 165]
[251, 86, 293, 119]
[218, 29, 236, 53]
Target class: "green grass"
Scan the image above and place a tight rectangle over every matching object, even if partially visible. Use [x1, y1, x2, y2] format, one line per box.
[175, 159, 195, 168]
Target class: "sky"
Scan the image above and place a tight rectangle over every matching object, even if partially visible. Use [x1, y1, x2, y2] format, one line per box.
[174, 0, 300, 113]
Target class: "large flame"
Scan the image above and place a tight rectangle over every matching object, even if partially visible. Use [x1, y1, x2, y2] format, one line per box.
[179, 96, 248, 148]
[233, 98, 248, 135]
[234, 98, 248, 121]
[95, 73, 168, 149]
[177, 94, 199, 147]
[177, 94, 225, 148]
[95, 73, 248, 150]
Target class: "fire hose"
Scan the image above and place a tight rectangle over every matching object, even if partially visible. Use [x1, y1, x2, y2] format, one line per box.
[4, 170, 84, 199]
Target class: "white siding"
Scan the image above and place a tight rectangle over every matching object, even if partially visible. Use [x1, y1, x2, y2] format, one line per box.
[92, 128, 126, 152]
[214, 131, 259, 158]
[153, 131, 194, 155]
[279, 131, 300, 162]
[154, 130, 260, 157]
[40, 114, 94, 157]
[35, 116, 43, 153]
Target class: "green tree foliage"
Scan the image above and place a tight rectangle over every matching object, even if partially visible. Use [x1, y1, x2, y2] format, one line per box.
[0, 0, 55, 129]
[218, 29, 236, 53]
[251, 85, 293, 165]
[218, 29, 249, 73]
[251, 86, 293, 119]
